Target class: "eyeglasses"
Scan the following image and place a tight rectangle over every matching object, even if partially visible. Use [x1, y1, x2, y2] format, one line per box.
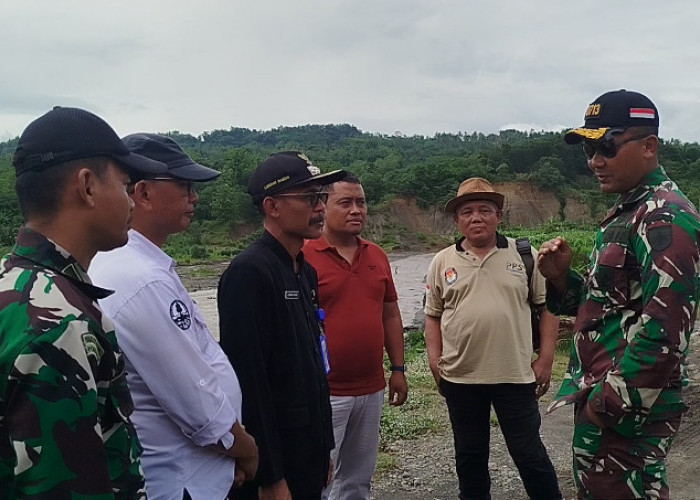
[457, 208, 499, 219]
[273, 191, 329, 207]
[145, 177, 196, 195]
[582, 134, 650, 160]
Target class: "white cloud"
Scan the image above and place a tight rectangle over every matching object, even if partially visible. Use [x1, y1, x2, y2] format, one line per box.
[2, 0, 700, 142]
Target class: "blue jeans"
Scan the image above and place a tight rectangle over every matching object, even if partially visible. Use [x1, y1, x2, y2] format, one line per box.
[440, 380, 562, 500]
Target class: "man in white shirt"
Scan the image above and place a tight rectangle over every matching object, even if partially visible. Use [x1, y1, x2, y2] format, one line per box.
[90, 133, 257, 500]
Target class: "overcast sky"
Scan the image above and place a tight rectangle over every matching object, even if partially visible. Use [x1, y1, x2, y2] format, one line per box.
[2, 1, 700, 143]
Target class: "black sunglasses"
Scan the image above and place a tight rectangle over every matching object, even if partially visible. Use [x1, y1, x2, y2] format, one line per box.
[143, 177, 196, 195]
[273, 191, 329, 207]
[582, 134, 650, 160]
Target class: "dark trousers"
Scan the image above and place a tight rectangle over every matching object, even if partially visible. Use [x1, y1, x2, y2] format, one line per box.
[441, 380, 562, 500]
[229, 481, 321, 500]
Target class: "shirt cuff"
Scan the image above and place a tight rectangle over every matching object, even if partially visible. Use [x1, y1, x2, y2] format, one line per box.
[545, 269, 583, 316]
[219, 431, 235, 450]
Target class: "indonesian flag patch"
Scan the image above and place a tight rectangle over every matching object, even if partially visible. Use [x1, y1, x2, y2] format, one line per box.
[629, 108, 655, 119]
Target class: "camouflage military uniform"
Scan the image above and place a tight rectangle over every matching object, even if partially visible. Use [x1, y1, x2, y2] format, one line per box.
[547, 167, 700, 499]
[0, 227, 146, 499]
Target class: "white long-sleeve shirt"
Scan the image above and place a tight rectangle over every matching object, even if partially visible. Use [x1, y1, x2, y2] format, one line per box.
[90, 229, 241, 500]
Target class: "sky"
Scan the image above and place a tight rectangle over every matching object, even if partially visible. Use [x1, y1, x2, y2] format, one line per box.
[2, 1, 700, 143]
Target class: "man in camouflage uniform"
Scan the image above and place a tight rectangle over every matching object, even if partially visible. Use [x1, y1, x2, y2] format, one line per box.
[539, 89, 700, 499]
[0, 107, 166, 499]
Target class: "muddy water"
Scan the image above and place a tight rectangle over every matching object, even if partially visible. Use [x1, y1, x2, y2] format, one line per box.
[189, 253, 436, 341]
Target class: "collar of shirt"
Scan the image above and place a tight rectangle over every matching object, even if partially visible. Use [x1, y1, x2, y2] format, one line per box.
[604, 166, 676, 221]
[6, 226, 113, 299]
[261, 230, 307, 271]
[307, 234, 369, 255]
[126, 229, 176, 272]
[454, 232, 508, 253]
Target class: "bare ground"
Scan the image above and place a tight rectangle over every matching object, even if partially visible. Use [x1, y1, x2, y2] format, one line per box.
[179, 261, 700, 500]
[369, 333, 700, 500]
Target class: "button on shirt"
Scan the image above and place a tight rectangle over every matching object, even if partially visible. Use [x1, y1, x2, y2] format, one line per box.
[90, 230, 242, 500]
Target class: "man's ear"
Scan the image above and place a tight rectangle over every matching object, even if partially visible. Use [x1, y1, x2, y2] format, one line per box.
[643, 135, 660, 157]
[262, 197, 279, 218]
[131, 181, 153, 210]
[76, 168, 97, 208]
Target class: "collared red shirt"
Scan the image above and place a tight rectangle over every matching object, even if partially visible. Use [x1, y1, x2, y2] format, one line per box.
[547, 167, 700, 437]
[90, 229, 241, 499]
[303, 235, 398, 396]
[0, 227, 146, 499]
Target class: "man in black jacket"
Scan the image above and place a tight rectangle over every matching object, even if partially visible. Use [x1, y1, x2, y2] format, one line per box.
[219, 151, 345, 500]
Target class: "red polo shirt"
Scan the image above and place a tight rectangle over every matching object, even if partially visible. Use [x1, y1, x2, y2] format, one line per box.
[304, 236, 398, 396]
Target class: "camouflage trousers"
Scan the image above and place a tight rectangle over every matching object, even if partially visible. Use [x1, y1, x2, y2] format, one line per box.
[572, 403, 681, 500]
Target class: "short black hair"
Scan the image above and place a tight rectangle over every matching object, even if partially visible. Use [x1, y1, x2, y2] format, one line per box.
[328, 172, 360, 191]
[16, 156, 110, 221]
[624, 125, 658, 138]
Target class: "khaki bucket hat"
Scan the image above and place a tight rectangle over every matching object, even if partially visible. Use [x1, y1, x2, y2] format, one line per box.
[444, 177, 504, 213]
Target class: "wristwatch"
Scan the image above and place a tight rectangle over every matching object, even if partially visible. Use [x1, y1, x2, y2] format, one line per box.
[390, 365, 406, 373]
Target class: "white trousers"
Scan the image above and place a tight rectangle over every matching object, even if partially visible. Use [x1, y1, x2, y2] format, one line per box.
[322, 389, 385, 500]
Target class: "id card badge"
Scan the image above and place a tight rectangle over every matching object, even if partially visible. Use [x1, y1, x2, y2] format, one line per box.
[319, 333, 331, 374]
[316, 307, 331, 374]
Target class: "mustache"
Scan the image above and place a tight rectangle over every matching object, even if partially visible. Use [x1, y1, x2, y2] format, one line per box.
[310, 216, 325, 225]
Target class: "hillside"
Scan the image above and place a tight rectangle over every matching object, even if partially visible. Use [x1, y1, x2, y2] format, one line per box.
[361, 182, 597, 253]
[2, 123, 699, 257]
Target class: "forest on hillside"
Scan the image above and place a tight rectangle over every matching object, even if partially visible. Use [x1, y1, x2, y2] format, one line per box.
[2, 125, 700, 251]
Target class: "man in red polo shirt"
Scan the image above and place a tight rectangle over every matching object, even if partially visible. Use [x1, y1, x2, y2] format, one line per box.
[304, 173, 408, 500]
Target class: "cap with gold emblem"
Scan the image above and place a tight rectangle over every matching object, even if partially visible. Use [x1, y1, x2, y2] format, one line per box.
[247, 151, 346, 204]
[564, 89, 659, 144]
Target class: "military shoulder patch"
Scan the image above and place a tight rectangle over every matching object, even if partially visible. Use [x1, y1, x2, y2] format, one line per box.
[648, 225, 672, 252]
[169, 299, 192, 330]
[82, 332, 104, 361]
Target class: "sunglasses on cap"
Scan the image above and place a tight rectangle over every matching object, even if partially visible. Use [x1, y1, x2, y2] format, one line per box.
[582, 132, 651, 160]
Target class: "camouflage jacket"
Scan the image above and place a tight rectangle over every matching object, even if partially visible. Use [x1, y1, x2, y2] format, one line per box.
[0, 227, 146, 499]
[547, 167, 700, 437]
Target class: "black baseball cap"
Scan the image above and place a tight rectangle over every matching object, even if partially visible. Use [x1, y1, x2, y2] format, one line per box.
[247, 151, 346, 204]
[564, 89, 659, 144]
[12, 106, 167, 176]
[122, 133, 221, 182]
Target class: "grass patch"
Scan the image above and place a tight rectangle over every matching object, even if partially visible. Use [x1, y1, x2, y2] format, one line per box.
[163, 222, 261, 264]
[376, 346, 449, 474]
[375, 329, 572, 474]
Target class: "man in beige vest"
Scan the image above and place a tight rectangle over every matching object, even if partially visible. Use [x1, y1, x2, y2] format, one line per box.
[424, 177, 562, 500]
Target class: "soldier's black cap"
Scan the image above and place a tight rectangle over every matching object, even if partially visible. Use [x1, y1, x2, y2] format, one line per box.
[12, 107, 167, 176]
[565, 89, 659, 144]
[122, 133, 221, 182]
[247, 151, 346, 204]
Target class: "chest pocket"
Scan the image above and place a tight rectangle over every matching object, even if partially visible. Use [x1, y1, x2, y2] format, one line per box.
[591, 229, 631, 305]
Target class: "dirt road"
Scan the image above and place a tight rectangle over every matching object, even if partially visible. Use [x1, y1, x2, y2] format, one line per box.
[182, 254, 700, 500]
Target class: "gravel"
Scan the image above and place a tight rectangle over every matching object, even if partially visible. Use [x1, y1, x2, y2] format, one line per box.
[180, 256, 700, 500]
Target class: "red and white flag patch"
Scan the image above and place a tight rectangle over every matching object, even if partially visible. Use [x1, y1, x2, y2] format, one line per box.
[629, 108, 655, 119]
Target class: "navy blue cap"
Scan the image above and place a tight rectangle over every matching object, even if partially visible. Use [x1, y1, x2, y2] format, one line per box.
[565, 89, 659, 144]
[247, 151, 346, 204]
[122, 133, 221, 182]
[12, 107, 167, 176]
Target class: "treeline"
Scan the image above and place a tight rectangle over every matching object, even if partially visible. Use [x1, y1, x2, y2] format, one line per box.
[2, 125, 700, 249]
